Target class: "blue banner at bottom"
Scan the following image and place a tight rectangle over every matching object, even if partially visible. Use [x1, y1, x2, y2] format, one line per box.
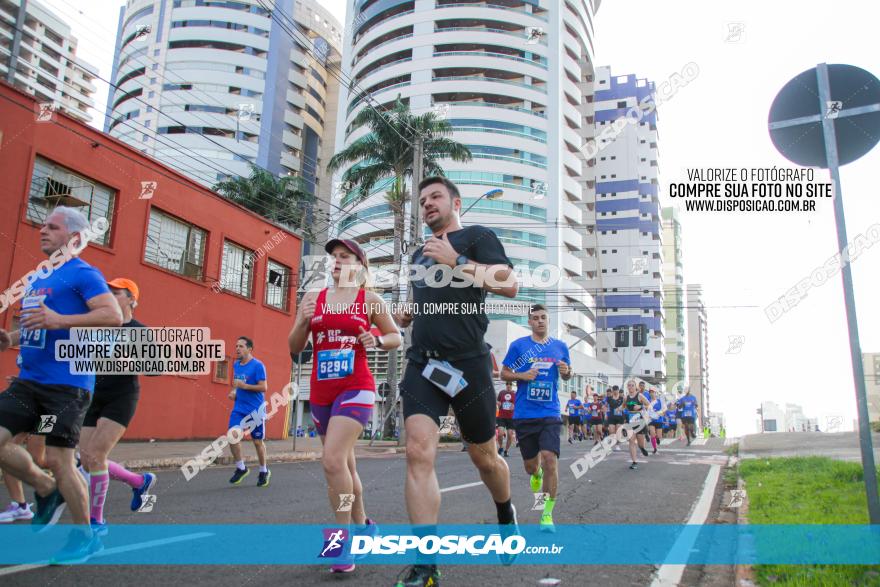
[0, 524, 878, 565]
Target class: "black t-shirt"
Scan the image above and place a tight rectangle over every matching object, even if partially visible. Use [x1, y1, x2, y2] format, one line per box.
[408, 225, 512, 359]
[625, 394, 642, 412]
[606, 396, 624, 416]
[94, 318, 146, 395]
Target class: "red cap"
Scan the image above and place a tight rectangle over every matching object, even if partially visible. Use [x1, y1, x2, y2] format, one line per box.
[325, 239, 367, 266]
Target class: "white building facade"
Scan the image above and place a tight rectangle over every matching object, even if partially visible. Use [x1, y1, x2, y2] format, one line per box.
[0, 0, 97, 122]
[333, 0, 619, 393]
[588, 67, 665, 387]
[105, 0, 342, 211]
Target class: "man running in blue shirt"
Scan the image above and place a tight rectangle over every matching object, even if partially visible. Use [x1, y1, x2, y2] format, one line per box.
[678, 389, 699, 445]
[501, 304, 571, 533]
[226, 337, 270, 486]
[565, 391, 583, 444]
[0, 207, 122, 562]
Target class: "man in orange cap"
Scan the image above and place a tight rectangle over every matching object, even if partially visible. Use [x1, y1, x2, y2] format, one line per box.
[78, 278, 157, 535]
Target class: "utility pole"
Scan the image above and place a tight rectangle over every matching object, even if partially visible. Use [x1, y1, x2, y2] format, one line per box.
[381, 135, 424, 447]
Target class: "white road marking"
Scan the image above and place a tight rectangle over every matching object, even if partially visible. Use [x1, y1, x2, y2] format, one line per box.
[0, 532, 214, 576]
[440, 481, 484, 493]
[690, 438, 708, 446]
[650, 464, 721, 587]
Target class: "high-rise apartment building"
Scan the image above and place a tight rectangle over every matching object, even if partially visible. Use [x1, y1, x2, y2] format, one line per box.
[105, 0, 342, 228]
[662, 206, 686, 390]
[333, 0, 615, 390]
[589, 67, 665, 386]
[864, 352, 880, 423]
[0, 0, 97, 122]
[687, 283, 708, 423]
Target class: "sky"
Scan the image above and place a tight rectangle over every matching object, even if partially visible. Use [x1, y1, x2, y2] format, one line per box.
[41, 0, 879, 436]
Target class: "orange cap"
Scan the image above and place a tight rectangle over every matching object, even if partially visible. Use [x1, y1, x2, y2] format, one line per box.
[107, 278, 140, 301]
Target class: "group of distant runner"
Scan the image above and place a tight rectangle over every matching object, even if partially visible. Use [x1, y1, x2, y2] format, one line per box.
[564, 382, 701, 450]
[0, 177, 702, 587]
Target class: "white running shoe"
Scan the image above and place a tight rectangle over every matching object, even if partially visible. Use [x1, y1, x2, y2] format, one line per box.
[0, 501, 34, 523]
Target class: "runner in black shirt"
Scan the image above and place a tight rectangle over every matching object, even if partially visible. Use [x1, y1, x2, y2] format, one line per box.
[79, 279, 156, 535]
[393, 176, 519, 586]
[623, 380, 651, 469]
[605, 386, 625, 451]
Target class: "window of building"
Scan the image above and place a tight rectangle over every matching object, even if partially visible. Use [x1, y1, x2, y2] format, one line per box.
[220, 240, 254, 297]
[265, 259, 290, 310]
[213, 357, 230, 383]
[26, 156, 115, 246]
[144, 209, 206, 279]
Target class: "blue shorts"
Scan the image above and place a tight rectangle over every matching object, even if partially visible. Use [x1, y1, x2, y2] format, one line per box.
[228, 407, 265, 440]
[514, 417, 562, 459]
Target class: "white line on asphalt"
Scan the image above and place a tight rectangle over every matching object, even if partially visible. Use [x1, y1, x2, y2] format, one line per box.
[0, 532, 214, 576]
[690, 438, 708, 446]
[650, 464, 721, 587]
[440, 481, 484, 493]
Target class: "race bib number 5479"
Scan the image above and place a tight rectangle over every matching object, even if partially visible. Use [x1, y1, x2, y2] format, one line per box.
[19, 295, 47, 349]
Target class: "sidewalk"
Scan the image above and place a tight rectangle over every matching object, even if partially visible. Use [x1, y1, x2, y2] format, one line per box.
[109, 437, 462, 470]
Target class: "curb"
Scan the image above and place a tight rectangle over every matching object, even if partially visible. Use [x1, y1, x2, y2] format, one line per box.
[733, 462, 757, 587]
[118, 444, 467, 471]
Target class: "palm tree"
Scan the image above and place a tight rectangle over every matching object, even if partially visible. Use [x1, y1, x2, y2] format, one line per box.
[328, 96, 471, 287]
[213, 165, 320, 239]
[328, 97, 471, 438]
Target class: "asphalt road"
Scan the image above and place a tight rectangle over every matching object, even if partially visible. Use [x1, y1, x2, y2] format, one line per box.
[0, 437, 729, 587]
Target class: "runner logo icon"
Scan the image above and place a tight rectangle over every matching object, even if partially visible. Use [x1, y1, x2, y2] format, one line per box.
[319, 528, 348, 558]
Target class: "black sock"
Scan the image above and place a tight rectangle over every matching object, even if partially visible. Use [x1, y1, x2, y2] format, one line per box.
[18, 502, 26, 509]
[495, 499, 514, 524]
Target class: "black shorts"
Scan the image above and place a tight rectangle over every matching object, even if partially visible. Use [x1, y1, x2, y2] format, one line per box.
[668, 424, 678, 431]
[608, 415, 625, 426]
[83, 390, 140, 428]
[568, 415, 581, 425]
[514, 417, 562, 459]
[650, 420, 664, 429]
[0, 378, 91, 448]
[590, 418, 603, 426]
[401, 354, 496, 444]
[681, 416, 695, 425]
[496, 417, 513, 430]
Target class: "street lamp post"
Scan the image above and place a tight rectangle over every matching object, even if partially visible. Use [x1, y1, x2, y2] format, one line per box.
[461, 188, 503, 217]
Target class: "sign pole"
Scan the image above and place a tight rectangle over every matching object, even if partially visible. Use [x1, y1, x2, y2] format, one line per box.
[815, 63, 880, 524]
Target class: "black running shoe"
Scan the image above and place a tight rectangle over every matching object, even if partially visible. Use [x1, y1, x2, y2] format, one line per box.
[33, 488, 66, 531]
[503, 450, 509, 458]
[394, 564, 440, 586]
[257, 470, 271, 488]
[653, 447, 658, 454]
[640, 446, 649, 457]
[629, 462, 638, 470]
[567, 437, 573, 444]
[229, 468, 249, 485]
[497, 446, 503, 455]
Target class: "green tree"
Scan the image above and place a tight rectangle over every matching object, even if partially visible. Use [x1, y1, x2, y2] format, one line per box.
[328, 96, 471, 290]
[328, 97, 471, 436]
[213, 165, 319, 239]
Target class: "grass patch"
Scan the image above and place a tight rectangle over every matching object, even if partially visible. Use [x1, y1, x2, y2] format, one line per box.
[740, 456, 880, 586]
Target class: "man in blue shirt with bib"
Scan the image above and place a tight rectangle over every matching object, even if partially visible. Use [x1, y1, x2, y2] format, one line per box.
[226, 336, 270, 487]
[0, 207, 122, 562]
[501, 304, 571, 532]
